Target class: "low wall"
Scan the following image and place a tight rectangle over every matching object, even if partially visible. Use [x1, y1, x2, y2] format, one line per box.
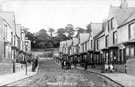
[113, 64, 126, 73]
[0, 58, 30, 75]
[126, 58, 135, 76]
[0, 63, 13, 75]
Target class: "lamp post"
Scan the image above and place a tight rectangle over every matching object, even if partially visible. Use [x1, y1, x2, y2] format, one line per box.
[25, 41, 28, 75]
[25, 45, 28, 75]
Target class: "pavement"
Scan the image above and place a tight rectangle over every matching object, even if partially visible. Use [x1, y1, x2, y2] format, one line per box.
[3, 60, 135, 87]
[0, 65, 38, 86]
[77, 65, 135, 87]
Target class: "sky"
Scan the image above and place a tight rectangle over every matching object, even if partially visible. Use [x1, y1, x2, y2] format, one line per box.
[1, 0, 135, 33]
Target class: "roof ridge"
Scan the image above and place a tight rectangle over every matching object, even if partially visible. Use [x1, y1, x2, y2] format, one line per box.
[0, 11, 15, 14]
[111, 5, 135, 8]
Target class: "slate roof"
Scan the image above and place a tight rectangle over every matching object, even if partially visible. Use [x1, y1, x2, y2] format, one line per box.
[79, 33, 89, 44]
[91, 23, 102, 37]
[0, 11, 16, 33]
[111, 6, 135, 27]
[122, 9, 135, 25]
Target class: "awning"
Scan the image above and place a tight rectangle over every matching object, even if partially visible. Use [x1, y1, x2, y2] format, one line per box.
[11, 45, 17, 49]
[108, 45, 118, 49]
[123, 39, 135, 46]
[80, 51, 88, 55]
[94, 51, 100, 53]
[101, 47, 109, 51]
[88, 49, 94, 52]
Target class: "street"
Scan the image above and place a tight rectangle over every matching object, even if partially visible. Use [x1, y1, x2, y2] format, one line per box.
[6, 58, 121, 87]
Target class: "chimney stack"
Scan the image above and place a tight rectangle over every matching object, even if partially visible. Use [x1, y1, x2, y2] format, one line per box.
[120, 0, 128, 9]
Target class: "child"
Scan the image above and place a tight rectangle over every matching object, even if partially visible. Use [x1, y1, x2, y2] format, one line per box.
[109, 63, 114, 72]
[104, 62, 109, 72]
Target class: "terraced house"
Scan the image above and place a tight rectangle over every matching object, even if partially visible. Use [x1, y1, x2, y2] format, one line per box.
[78, 33, 89, 64]
[59, 0, 135, 76]
[0, 8, 31, 74]
[71, 37, 79, 63]
[89, 23, 103, 65]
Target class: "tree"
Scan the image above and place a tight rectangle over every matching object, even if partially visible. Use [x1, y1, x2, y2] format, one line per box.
[76, 27, 85, 33]
[48, 28, 55, 36]
[56, 28, 65, 36]
[86, 23, 92, 33]
[36, 29, 49, 40]
[65, 24, 75, 38]
[25, 31, 38, 48]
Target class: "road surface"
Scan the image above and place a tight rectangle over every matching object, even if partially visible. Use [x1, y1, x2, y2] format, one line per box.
[6, 58, 121, 87]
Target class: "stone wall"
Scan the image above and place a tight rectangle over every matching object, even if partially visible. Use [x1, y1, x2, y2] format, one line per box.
[113, 64, 126, 73]
[126, 58, 135, 76]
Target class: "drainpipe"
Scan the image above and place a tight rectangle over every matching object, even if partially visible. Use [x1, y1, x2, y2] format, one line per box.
[13, 59, 15, 73]
[13, 50, 16, 73]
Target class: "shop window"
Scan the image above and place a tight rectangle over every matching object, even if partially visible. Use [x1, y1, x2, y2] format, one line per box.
[129, 22, 134, 40]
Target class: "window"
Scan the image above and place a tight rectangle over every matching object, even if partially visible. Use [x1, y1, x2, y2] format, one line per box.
[108, 21, 110, 31]
[111, 18, 114, 29]
[126, 46, 135, 56]
[85, 43, 87, 51]
[105, 35, 109, 47]
[126, 47, 129, 56]
[14, 35, 16, 45]
[108, 18, 114, 31]
[105, 52, 108, 63]
[110, 51, 113, 62]
[5, 25, 7, 38]
[96, 40, 99, 50]
[119, 49, 124, 63]
[129, 22, 134, 39]
[11, 32, 13, 45]
[91, 40, 93, 49]
[113, 31, 117, 44]
[130, 47, 134, 56]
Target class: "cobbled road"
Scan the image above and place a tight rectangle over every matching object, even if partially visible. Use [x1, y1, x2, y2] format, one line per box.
[6, 58, 121, 87]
